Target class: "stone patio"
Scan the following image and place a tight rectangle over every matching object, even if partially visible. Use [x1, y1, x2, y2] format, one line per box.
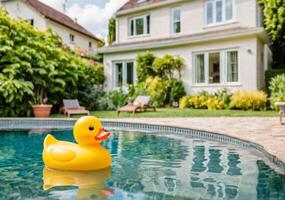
[106, 117, 285, 163]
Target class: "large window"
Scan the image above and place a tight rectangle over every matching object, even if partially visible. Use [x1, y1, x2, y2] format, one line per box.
[113, 61, 135, 88]
[226, 51, 238, 82]
[194, 50, 238, 84]
[171, 7, 181, 34]
[129, 15, 150, 36]
[208, 52, 221, 84]
[205, 0, 234, 25]
[195, 54, 205, 83]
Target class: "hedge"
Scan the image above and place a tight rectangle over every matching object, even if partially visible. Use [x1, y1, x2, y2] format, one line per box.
[265, 69, 285, 91]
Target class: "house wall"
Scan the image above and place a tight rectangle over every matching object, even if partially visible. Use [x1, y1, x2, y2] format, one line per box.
[46, 20, 98, 55]
[104, 35, 263, 95]
[116, 0, 260, 44]
[3, 0, 47, 30]
[3, 0, 98, 55]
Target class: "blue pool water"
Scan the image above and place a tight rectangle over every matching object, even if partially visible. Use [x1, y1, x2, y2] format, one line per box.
[0, 130, 285, 200]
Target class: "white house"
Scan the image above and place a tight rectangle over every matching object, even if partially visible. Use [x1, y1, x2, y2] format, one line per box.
[99, 0, 271, 94]
[2, 0, 101, 56]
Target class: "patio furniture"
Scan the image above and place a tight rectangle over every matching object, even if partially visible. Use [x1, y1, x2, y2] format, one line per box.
[275, 102, 285, 125]
[117, 96, 156, 116]
[60, 99, 90, 118]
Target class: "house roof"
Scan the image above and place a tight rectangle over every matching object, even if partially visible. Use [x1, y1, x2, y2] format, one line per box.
[118, 0, 165, 12]
[25, 0, 101, 41]
[99, 27, 266, 54]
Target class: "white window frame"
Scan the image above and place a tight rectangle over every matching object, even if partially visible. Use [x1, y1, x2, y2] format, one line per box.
[128, 14, 150, 37]
[193, 48, 240, 85]
[112, 60, 136, 88]
[171, 7, 181, 34]
[69, 33, 75, 43]
[204, 0, 235, 26]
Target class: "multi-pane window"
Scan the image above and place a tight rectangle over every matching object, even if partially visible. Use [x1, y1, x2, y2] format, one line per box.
[114, 61, 135, 88]
[194, 50, 238, 84]
[172, 7, 181, 34]
[195, 54, 205, 83]
[226, 51, 238, 82]
[129, 15, 150, 36]
[69, 34, 75, 43]
[205, 0, 234, 25]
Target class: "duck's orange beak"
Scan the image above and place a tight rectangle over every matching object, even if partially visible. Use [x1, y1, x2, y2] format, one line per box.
[95, 128, 110, 142]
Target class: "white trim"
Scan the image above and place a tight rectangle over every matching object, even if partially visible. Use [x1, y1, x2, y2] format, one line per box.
[99, 28, 265, 54]
[112, 60, 135, 89]
[128, 14, 151, 37]
[171, 7, 181, 34]
[204, 0, 235, 27]
[116, 0, 187, 17]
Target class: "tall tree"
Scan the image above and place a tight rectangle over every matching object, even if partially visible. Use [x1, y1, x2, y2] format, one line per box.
[108, 17, 116, 45]
[259, 0, 285, 67]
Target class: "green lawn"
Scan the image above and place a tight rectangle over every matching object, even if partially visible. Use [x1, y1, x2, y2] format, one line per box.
[51, 108, 278, 118]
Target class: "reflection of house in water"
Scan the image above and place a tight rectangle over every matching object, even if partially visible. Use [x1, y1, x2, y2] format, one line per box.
[109, 133, 260, 199]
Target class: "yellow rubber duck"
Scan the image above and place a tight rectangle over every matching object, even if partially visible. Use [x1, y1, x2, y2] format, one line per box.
[42, 116, 111, 171]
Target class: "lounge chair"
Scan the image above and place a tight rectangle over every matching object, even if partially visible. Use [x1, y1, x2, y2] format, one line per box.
[60, 99, 90, 118]
[275, 102, 285, 125]
[117, 96, 156, 116]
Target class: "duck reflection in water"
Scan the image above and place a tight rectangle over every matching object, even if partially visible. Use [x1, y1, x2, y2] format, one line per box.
[43, 167, 114, 200]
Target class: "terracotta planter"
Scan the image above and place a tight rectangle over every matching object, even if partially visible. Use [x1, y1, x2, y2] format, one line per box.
[32, 105, 53, 118]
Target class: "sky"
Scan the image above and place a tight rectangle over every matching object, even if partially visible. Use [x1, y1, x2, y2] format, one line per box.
[39, 0, 128, 39]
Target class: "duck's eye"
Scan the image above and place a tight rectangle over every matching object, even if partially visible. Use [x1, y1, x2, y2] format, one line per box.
[88, 125, 94, 131]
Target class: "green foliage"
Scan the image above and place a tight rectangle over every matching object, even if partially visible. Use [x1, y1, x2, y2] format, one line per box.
[77, 85, 106, 111]
[265, 69, 285, 90]
[153, 55, 185, 79]
[136, 51, 157, 82]
[107, 17, 116, 45]
[179, 96, 191, 109]
[179, 89, 232, 110]
[165, 79, 186, 105]
[214, 88, 232, 109]
[105, 89, 128, 110]
[258, 0, 285, 41]
[230, 91, 267, 111]
[269, 74, 285, 109]
[145, 76, 166, 106]
[0, 9, 104, 116]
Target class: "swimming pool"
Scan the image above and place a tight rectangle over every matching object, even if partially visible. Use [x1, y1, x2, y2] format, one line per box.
[0, 130, 285, 200]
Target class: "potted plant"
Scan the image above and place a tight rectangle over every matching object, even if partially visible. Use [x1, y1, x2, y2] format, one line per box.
[32, 86, 53, 118]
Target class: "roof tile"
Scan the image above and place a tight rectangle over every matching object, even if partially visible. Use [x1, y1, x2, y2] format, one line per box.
[118, 0, 165, 12]
[25, 0, 100, 41]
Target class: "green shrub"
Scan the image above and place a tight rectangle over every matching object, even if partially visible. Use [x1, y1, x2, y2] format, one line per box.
[136, 51, 157, 82]
[269, 74, 285, 109]
[179, 89, 232, 110]
[153, 55, 185, 79]
[165, 79, 186, 105]
[230, 91, 267, 111]
[78, 85, 106, 111]
[213, 88, 232, 109]
[179, 96, 191, 109]
[106, 89, 128, 110]
[265, 69, 285, 91]
[146, 76, 166, 106]
[0, 9, 104, 116]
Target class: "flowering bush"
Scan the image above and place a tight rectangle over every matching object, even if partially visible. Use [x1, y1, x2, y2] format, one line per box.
[0, 9, 104, 116]
[269, 74, 285, 109]
[230, 91, 267, 111]
[146, 76, 166, 106]
[179, 89, 232, 110]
